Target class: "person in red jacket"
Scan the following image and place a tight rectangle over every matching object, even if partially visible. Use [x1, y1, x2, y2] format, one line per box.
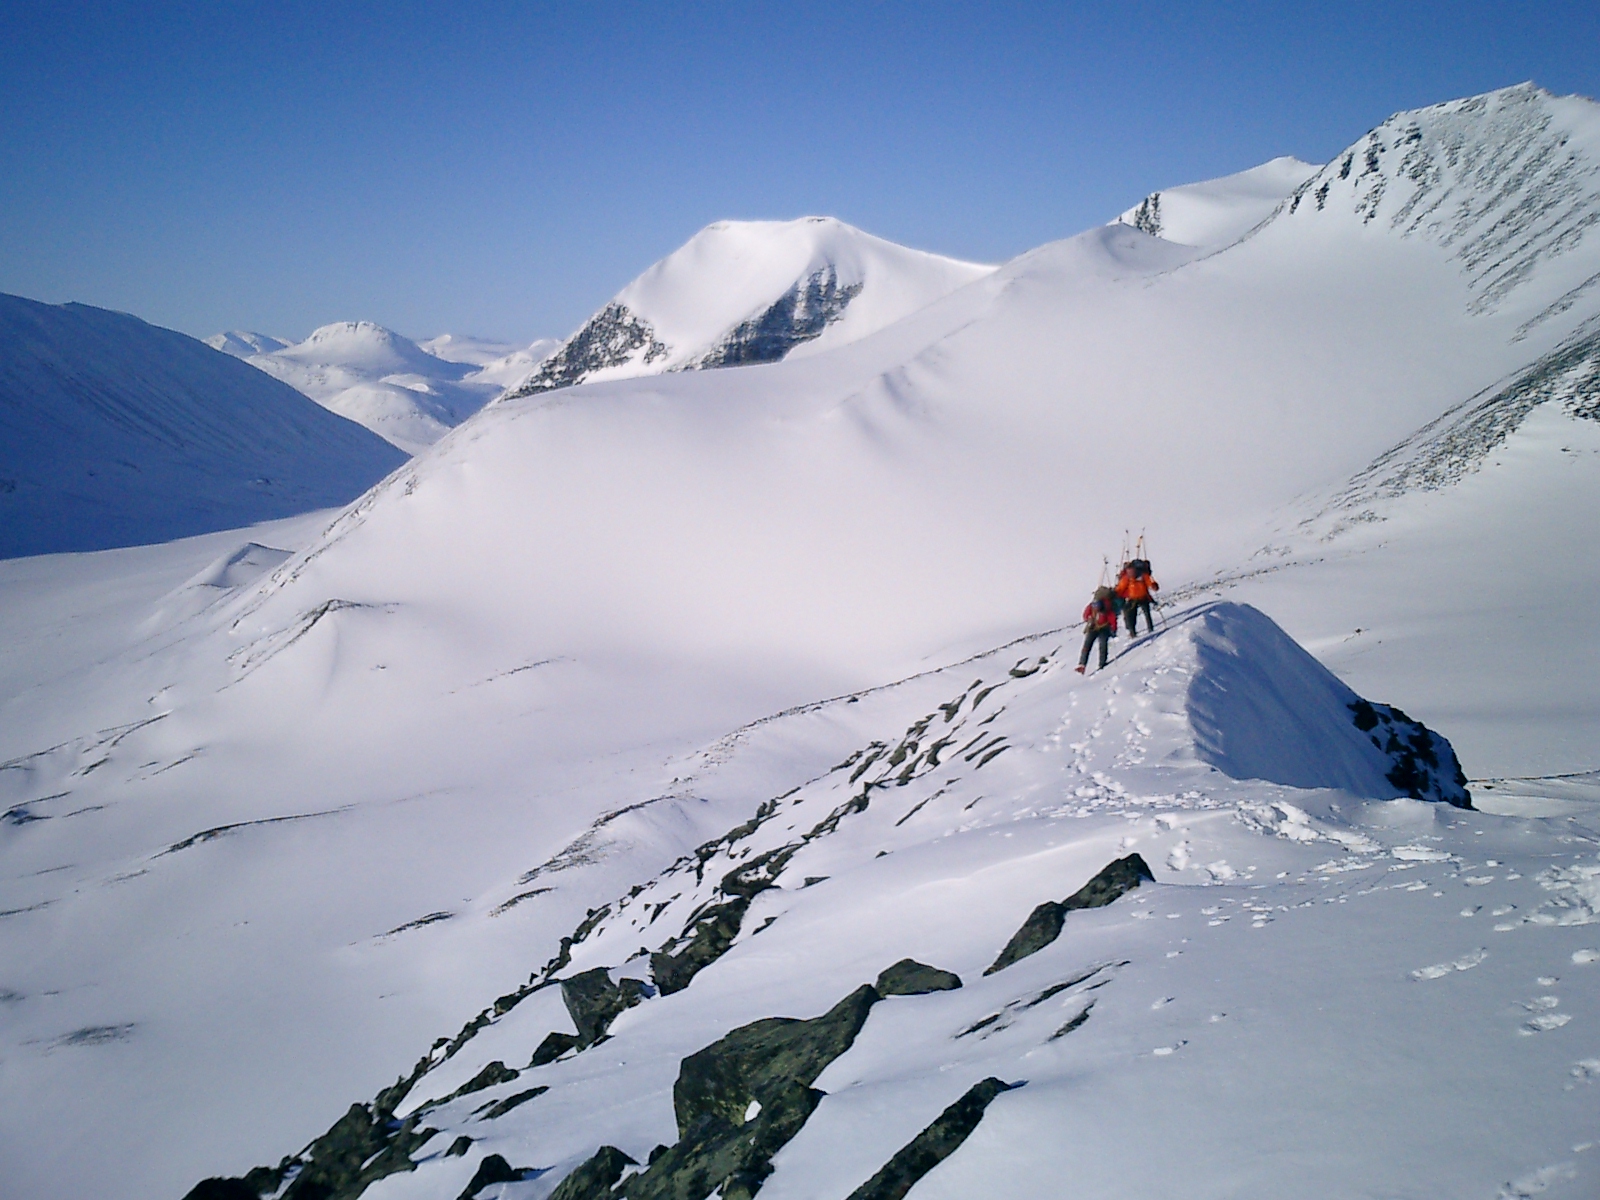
[1076, 586, 1118, 673]
[1116, 558, 1159, 637]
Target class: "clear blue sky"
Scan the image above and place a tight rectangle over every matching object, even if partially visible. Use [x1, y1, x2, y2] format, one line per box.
[3, 1, 1597, 344]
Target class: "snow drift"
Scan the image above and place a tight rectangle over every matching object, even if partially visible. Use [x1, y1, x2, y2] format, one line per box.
[0, 295, 406, 558]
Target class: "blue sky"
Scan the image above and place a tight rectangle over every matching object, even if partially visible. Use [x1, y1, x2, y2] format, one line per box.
[3, 1, 1598, 344]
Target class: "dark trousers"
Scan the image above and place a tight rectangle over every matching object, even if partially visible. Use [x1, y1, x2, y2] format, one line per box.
[1079, 626, 1110, 669]
[1125, 597, 1153, 635]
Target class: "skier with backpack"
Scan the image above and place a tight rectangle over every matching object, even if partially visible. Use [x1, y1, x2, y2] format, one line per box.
[1116, 557, 1159, 637]
[1076, 586, 1118, 673]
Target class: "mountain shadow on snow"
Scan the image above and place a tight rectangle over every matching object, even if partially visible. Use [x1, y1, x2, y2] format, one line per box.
[0, 293, 405, 558]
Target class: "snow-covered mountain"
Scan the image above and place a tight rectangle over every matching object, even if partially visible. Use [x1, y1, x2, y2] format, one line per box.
[5, 83, 1600, 1200]
[209, 324, 557, 455]
[0, 294, 406, 559]
[1115, 155, 1319, 248]
[418, 333, 564, 384]
[503, 217, 995, 397]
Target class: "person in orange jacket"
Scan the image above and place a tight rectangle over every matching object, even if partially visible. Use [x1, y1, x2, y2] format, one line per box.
[1076, 586, 1118, 673]
[1116, 559, 1159, 637]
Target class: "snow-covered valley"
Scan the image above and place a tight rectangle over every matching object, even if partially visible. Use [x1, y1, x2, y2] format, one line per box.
[207, 325, 560, 455]
[4, 82, 1600, 1200]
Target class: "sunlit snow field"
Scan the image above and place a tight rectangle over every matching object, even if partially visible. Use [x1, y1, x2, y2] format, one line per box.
[4, 83, 1600, 1200]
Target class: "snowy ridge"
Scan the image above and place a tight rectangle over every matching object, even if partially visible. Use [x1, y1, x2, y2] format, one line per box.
[1279, 83, 1600, 324]
[181, 604, 1511, 1200]
[505, 217, 993, 397]
[0, 295, 405, 558]
[1115, 156, 1319, 249]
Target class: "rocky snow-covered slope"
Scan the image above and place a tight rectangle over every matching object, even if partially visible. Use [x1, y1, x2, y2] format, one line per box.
[6, 84, 1600, 1200]
[0, 294, 405, 558]
[503, 217, 994, 398]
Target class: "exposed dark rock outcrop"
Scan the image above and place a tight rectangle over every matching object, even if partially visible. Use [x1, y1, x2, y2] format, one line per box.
[610, 984, 880, 1200]
[1349, 699, 1472, 808]
[477, 1085, 548, 1120]
[696, 267, 863, 368]
[443, 1060, 519, 1102]
[183, 1179, 268, 1200]
[456, 1153, 523, 1200]
[508, 303, 669, 397]
[651, 897, 752, 996]
[985, 854, 1154, 975]
[562, 967, 650, 1048]
[530, 1030, 579, 1066]
[844, 1077, 1019, 1200]
[548, 1146, 639, 1200]
[875, 959, 963, 996]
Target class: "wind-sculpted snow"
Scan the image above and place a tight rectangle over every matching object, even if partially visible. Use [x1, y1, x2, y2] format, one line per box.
[0, 294, 406, 558]
[1282, 83, 1600, 321]
[1186, 604, 1469, 806]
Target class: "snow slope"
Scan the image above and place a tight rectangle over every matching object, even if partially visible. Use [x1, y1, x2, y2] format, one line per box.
[187, 603, 1592, 1200]
[1116, 155, 1320, 248]
[211, 323, 555, 455]
[0, 295, 406, 559]
[503, 217, 994, 397]
[5, 83, 1600, 1200]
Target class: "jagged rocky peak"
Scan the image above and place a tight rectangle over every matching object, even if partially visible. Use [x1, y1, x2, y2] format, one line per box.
[505, 216, 993, 398]
[1280, 82, 1600, 316]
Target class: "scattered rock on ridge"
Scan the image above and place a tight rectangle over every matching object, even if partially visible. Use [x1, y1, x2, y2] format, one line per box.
[985, 854, 1155, 975]
[845, 1077, 1019, 1200]
[547, 1146, 638, 1200]
[875, 958, 963, 996]
[561, 966, 650, 1048]
[604, 984, 880, 1200]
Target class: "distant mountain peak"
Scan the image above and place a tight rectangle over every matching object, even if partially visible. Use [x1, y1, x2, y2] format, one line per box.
[205, 330, 290, 357]
[505, 216, 993, 399]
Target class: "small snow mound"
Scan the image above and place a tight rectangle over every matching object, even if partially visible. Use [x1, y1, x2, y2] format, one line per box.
[1183, 603, 1470, 806]
[185, 543, 294, 590]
